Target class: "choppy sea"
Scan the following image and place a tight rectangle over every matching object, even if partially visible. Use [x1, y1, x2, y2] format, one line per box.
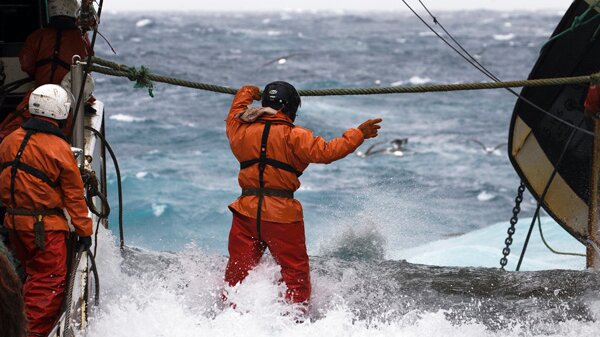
[85, 9, 599, 337]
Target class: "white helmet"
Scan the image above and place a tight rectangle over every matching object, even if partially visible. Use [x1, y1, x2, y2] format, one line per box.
[61, 71, 95, 101]
[48, 0, 80, 18]
[29, 84, 73, 120]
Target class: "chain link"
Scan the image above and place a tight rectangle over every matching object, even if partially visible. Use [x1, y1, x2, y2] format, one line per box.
[500, 181, 526, 270]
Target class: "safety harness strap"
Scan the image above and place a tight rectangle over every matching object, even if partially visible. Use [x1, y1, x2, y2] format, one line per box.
[239, 158, 302, 177]
[0, 161, 59, 187]
[238, 119, 302, 177]
[0, 119, 65, 188]
[254, 121, 272, 241]
[241, 187, 294, 199]
[34, 29, 70, 83]
[5, 208, 63, 216]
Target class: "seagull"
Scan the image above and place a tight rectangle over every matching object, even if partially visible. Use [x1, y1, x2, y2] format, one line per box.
[356, 138, 410, 157]
[468, 139, 507, 154]
[258, 53, 308, 68]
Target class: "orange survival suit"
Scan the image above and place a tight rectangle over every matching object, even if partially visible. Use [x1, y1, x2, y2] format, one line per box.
[20, 18, 91, 86]
[0, 117, 92, 337]
[0, 18, 89, 142]
[224, 85, 364, 303]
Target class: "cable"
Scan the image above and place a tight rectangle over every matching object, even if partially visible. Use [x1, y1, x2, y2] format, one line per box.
[85, 126, 125, 249]
[536, 212, 585, 257]
[402, 0, 595, 137]
[86, 248, 100, 305]
[516, 120, 584, 270]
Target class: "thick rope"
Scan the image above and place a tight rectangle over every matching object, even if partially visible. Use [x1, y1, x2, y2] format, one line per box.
[90, 56, 600, 97]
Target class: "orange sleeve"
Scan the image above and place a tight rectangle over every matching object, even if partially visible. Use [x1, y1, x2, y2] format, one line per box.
[57, 145, 92, 236]
[225, 86, 260, 137]
[290, 127, 364, 164]
[19, 30, 42, 77]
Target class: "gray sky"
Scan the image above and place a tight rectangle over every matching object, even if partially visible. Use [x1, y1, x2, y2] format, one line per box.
[108, 0, 573, 12]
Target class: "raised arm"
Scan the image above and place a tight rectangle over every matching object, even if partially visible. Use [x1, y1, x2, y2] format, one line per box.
[225, 86, 261, 135]
[290, 118, 382, 164]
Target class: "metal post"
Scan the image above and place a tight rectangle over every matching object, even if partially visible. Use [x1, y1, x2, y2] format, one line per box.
[588, 118, 600, 269]
[70, 56, 85, 155]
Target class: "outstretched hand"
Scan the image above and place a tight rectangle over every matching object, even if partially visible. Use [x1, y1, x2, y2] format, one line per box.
[357, 118, 382, 139]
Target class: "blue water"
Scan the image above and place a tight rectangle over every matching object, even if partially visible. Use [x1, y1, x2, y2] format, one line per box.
[80, 10, 600, 337]
[95, 10, 561, 254]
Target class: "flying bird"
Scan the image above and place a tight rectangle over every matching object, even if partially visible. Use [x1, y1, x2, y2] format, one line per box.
[258, 53, 308, 68]
[356, 138, 410, 158]
[468, 139, 506, 154]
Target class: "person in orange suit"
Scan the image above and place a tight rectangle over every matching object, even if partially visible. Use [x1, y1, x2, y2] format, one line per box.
[224, 81, 382, 308]
[19, 0, 91, 86]
[1, 0, 92, 142]
[0, 84, 92, 337]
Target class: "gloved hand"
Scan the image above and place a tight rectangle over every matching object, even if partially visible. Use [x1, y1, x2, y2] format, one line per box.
[357, 118, 382, 139]
[77, 236, 92, 251]
[241, 85, 261, 101]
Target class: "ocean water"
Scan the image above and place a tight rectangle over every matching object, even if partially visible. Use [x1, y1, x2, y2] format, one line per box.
[84, 10, 600, 336]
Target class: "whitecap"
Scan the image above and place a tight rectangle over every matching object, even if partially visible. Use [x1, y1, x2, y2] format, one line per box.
[493, 33, 515, 41]
[261, 18, 271, 24]
[418, 31, 435, 37]
[136, 172, 148, 179]
[391, 80, 405, 86]
[130, 37, 141, 43]
[409, 76, 431, 85]
[135, 19, 153, 28]
[504, 22, 512, 28]
[477, 191, 495, 201]
[267, 30, 281, 36]
[109, 114, 146, 123]
[151, 203, 167, 217]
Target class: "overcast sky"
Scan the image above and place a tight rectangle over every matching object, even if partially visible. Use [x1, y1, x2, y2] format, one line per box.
[108, 0, 573, 12]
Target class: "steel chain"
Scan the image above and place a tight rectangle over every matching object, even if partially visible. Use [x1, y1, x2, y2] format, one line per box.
[500, 181, 525, 270]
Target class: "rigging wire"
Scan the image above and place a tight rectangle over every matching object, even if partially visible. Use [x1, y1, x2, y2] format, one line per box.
[411, 0, 593, 265]
[536, 212, 585, 257]
[515, 120, 584, 271]
[401, 0, 595, 137]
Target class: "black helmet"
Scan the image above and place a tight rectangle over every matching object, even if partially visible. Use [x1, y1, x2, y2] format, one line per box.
[261, 81, 301, 122]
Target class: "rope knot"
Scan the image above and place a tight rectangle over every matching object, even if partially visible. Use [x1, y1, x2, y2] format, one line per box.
[126, 66, 154, 97]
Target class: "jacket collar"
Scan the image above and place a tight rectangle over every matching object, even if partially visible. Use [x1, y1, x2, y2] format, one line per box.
[258, 112, 294, 125]
[22, 118, 67, 141]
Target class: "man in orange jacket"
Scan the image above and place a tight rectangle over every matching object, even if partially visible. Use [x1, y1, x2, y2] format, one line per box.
[0, 0, 92, 142]
[0, 84, 92, 337]
[20, 0, 92, 86]
[224, 81, 381, 306]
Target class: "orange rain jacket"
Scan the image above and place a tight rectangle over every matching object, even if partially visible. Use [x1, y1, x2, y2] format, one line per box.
[19, 27, 91, 85]
[0, 118, 92, 236]
[226, 85, 364, 223]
